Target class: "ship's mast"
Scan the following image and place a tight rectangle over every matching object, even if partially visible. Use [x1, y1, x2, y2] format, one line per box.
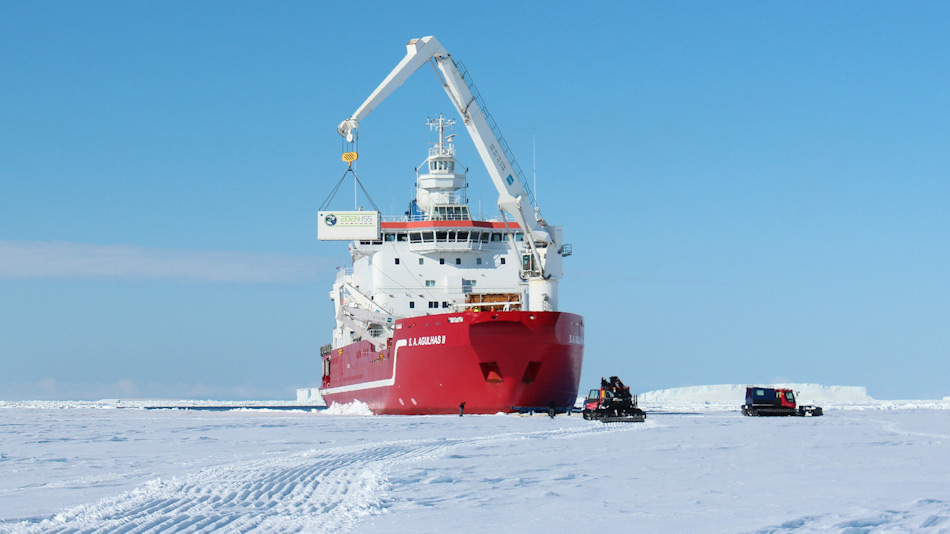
[415, 115, 467, 220]
[429, 114, 454, 155]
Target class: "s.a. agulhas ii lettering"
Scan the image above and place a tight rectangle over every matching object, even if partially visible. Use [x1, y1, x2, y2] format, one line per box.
[409, 335, 446, 347]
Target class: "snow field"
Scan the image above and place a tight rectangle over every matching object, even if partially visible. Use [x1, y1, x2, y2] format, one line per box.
[1, 407, 949, 533]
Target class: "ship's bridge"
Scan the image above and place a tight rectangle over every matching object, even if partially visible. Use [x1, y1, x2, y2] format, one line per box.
[355, 219, 523, 253]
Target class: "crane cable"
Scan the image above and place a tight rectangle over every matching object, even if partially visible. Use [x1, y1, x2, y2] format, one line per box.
[319, 136, 380, 212]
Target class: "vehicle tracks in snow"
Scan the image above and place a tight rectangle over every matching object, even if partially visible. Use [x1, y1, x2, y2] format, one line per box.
[6, 420, 649, 534]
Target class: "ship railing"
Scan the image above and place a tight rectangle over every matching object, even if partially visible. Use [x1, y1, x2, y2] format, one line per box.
[409, 238, 511, 252]
[407, 242, 488, 253]
[428, 193, 469, 207]
[352, 238, 513, 252]
[427, 146, 456, 157]
[451, 301, 523, 312]
[379, 213, 517, 223]
[427, 214, 471, 222]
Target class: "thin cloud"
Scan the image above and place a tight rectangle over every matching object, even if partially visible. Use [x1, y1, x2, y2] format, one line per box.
[0, 240, 334, 283]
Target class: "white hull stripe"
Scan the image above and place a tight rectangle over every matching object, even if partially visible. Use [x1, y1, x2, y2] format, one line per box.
[320, 339, 407, 396]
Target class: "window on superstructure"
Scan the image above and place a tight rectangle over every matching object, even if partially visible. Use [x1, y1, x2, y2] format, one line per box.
[442, 302, 450, 308]
[409, 301, 415, 309]
[418, 258, 423, 265]
[394, 258, 400, 265]
[477, 258, 482, 265]
[439, 258, 445, 265]
[455, 258, 461, 265]
[428, 301, 439, 309]
[425, 280, 435, 287]
[500, 257, 506, 265]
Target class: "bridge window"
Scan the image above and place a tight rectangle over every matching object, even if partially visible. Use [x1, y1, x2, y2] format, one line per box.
[431, 206, 470, 221]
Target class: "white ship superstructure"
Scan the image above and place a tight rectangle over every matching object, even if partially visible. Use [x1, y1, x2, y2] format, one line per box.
[329, 116, 569, 351]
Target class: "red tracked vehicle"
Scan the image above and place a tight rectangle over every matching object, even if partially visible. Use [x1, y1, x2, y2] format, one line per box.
[582, 376, 646, 423]
[741, 386, 823, 417]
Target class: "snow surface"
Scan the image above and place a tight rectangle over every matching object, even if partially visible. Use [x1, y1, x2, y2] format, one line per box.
[2, 398, 950, 533]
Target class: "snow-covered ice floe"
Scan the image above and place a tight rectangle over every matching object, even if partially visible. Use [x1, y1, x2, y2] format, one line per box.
[634, 383, 950, 412]
[1, 402, 949, 533]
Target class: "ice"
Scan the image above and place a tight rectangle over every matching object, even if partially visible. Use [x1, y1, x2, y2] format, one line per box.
[639, 383, 872, 404]
[296, 388, 327, 405]
[323, 400, 374, 416]
[633, 383, 950, 413]
[1, 404, 949, 533]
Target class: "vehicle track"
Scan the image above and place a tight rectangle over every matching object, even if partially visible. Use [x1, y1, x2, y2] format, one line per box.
[9, 422, 648, 534]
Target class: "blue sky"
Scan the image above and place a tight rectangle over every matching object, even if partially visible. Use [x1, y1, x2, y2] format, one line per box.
[2, 2, 948, 400]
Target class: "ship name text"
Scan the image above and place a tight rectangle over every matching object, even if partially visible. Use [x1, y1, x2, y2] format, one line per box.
[409, 335, 447, 347]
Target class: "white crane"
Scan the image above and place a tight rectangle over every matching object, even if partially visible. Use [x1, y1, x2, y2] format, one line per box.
[337, 36, 569, 311]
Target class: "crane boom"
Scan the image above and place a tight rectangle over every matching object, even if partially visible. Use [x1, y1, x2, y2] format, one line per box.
[337, 36, 566, 294]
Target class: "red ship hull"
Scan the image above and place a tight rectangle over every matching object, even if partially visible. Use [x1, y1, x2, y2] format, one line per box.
[319, 310, 584, 415]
